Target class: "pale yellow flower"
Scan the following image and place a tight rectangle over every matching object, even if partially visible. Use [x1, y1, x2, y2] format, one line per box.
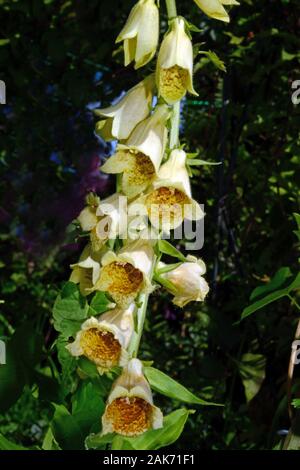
[101, 105, 170, 199]
[194, 0, 239, 23]
[69, 244, 103, 296]
[77, 193, 127, 252]
[116, 0, 159, 69]
[66, 304, 135, 374]
[93, 239, 155, 308]
[94, 75, 154, 141]
[158, 255, 209, 307]
[135, 149, 204, 231]
[102, 358, 163, 436]
[156, 17, 197, 104]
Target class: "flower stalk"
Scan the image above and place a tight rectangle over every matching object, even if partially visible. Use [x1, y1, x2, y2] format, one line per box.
[128, 0, 181, 358]
[165, 0, 177, 20]
[58, 0, 235, 443]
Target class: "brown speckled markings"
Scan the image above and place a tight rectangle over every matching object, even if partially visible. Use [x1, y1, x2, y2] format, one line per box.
[124, 152, 156, 189]
[97, 261, 144, 306]
[159, 65, 189, 102]
[146, 186, 189, 224]
[106, 397, 153, 436]
[80, 328, 121, 368]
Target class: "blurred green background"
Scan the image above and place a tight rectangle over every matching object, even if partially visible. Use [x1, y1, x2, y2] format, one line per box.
[0, 0, 300, 450]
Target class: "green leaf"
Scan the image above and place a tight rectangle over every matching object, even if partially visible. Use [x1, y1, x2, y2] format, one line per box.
[89, 291, 112, 316]
[71, 381, 105, 436]
[156, 262, 182, 275]
[183, 18, 203, 34]
[0, 433, 29, 450]
[0, 39, 10, 46]
[238, 354, 266, 402]
[199, 50, 226, 72]
[35, 371, 63, 403]
[112, 409, 194, 450]
[85, 432, 115, 450]
[292, 399, 300, 409]
[0, 322, 43, 412]
[56, 335, 77, 395]
[241, 272, 300, 320]
[157, 240, 186, 262]
[250, 267, 292, 301]
[77, 357, 99, 379]
[144, 367, 221, 406]
[42, 427, 60, 450]
[53, 282, 89, 337]
[187, 158, 222, 166]
[51, 404, 85, 450]
[283, 413, 300, 450]
[293, 213, 300, 242]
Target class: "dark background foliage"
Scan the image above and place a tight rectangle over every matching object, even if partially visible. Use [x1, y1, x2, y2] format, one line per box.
[0, 0, 300, 449]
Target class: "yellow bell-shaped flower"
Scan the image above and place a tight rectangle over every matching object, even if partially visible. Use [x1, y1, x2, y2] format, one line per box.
[94, 75, 154, 141]
[101, 105, 170, 199]
[156, 17, 197, 104]
[194, 0, 239, 23]
[93, 238, 155, 308]
[102, 358, 163, 436]
[69, 244, 103, 296]
[66, 304, 135, 374]
[116, 0, 159, 69]
[158, 255, 209, 307]
[135, 149, 204, 231]
[77, 193, 127, 252]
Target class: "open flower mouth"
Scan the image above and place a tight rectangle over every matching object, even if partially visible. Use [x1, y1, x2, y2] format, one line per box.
[105, 397, 152, 436]
[80, 327, 121, 368]
[159, 65, 188, 103]
[123, 152, 156, 198]
[146, 186, 190, 227]
[98, 261, 144, 305]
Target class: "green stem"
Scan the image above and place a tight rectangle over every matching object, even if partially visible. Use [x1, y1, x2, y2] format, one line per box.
[165, 0, 180, 149]
[165, 0, 177, 19]
[129, 0, 181, 358]
[130, 292, 150, 357]
[288, 294, 300, 312]
[129, 255, 157, 357]
[170, 100, 180, 149]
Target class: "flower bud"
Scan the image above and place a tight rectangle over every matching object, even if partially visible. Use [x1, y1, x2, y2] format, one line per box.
[156, 17, 197, 104]
[159, 255, 209, 307]
[116, 0, 159, 69]
[102, 358, 163, 436]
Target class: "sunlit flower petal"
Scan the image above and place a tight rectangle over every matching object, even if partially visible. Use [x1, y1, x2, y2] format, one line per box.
[158, 255, 209, 307]
[156, 17, 197, 104]
[116, 0, 159, 69]
[66, 304, 135, 373]
[69, 244, 103, 296]
[94, 75, 154, 141]
[93, 239, 155, 307]
[102, 358, 163, 436]
[101, 105, 170, 199]
[194, 0, 239, 23]
[78, 193, 127, 252]
[135, 149, 204, 231]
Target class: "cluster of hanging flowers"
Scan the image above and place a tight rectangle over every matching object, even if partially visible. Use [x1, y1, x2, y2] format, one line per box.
[66, 0, 238, 438]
